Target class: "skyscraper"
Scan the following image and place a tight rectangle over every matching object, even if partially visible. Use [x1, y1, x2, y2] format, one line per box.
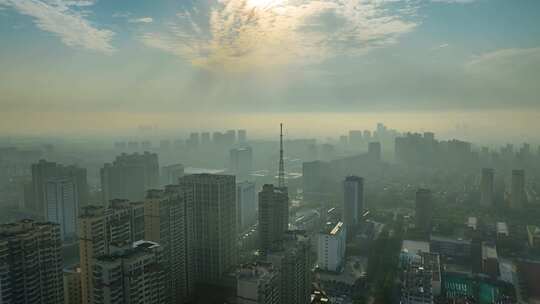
[161, 163, 185, 186]
[45, 178, 79, 241]
[237, 181, 257, 232]
[230, 146, 253, 182]
[480, 168, 494, 206]
[31, 159, 88, 215]
[0, 220, 64, 304]
[348, 130, 363, 146]
[259, 184, 289, 255]
[415, 189, 433, 234]
[343, 176, 364, 228]
[78, 200, 144, 304]
[100, 152, 159, 203]
[237, 129, 247, 143]
[511, 169, 526, 208]
[179, 174, 237, 286]
[144, 186, 195, 303]
[93, 241, 167, 304]
[267, 231, 312, 304]
[368, 142, 382, 161]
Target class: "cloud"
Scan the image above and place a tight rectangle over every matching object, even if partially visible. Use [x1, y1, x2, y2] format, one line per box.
[431, 0, 476, 3]
[141, 0, 418, 71]
[431, 43, 449, 50]
[0, 0, 115, 54]
[129, 17, 153, 24]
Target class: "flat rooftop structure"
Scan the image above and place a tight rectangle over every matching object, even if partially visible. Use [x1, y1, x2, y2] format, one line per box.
[402, 240, 430, 255]
[496, 222, 509, 236]
[321, 221, 344, 235]
[467, 217, 477, 230]
[184, 167, 227, 175]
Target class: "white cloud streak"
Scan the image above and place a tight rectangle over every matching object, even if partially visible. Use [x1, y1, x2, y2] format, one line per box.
[141, 0, 418, 71]
[129, 17, 153, 24]
[0, 0, 115, 54]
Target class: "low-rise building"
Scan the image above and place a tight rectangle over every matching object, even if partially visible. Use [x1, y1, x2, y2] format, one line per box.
[236, 263, 280, 304]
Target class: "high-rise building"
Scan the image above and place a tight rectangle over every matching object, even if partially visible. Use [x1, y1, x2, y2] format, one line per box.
[230, 146, 253, 182]
[31, 159, 88, 215]
[161, 163, 185, 186]
[511, 169, 526, 208]
[267, 231, 312, 304]
[63, 265, 82, 304]
[93, 241, 167, 304]
[100, 152, 159, 203]
[144, 187, 195, 303]
[237, 181, 257, 232]
[480, 168, 494, 206]
[317, 222, 346, 272]
[187, 132, 200, 148]
[259, 184, 289, 255]
[343, 176, 364, 228]
[45, 178, 79, 241]
[179, 174, 237, 286]
[236, 263, 281, 304]
[368, 142, 382, 161]
[238, 129, 247, 143]
[226, 130, 236, 145]
[201, 132, 211, 145]
[348, 130, 363, 146]
[78, 200, 144, 304]
[0, 220, 64, 304]
[415, 189, 433, 234]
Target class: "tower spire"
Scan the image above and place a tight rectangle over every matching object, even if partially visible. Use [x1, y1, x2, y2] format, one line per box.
[278, 123, 285, 188]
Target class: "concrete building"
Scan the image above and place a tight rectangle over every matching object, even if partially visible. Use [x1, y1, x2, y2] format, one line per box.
[63, 265, 82, 304]
[237, 181, 257, 232]
[496, 222, 509, 240]
[236, 263, 281, 304]
[527, 225, 540, 249]
[179, 174, 237, 286]
[368, 142, 382, 161]
[430, 235, 471, 259]
[100, 152, 159, 203]
[78, 200, 144, 304]
[481, 243, 499, 279]
[400, 252, 441, 304]
[511, 169, 526, 208]
[259, 184, 289, 255]
[415, 189, 433, 234]
[144, 187, 195, 303]
[400, 240, 430, 266]
[31, 159, 88, 215]
[317, 222, 346, 272]
[45, 178, 79, 241]
[238, 129, 248, 143]
[161, 163, 184, 186]
[267, 231, 312, 304]
[93, 241, 167, 304]
[343, 176, 364, 228]
[0, 220, 64, 304]
[230, 146, 253, 182]
[480, 168, 494, 206]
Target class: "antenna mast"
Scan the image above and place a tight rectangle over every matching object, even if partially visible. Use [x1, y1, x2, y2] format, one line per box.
[278, 123, 285, 188]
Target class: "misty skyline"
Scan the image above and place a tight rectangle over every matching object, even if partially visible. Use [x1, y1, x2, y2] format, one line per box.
[0, 0, 539, 138]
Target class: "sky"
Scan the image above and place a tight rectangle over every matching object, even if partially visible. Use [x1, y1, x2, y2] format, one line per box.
[0, 0, 539, 139]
